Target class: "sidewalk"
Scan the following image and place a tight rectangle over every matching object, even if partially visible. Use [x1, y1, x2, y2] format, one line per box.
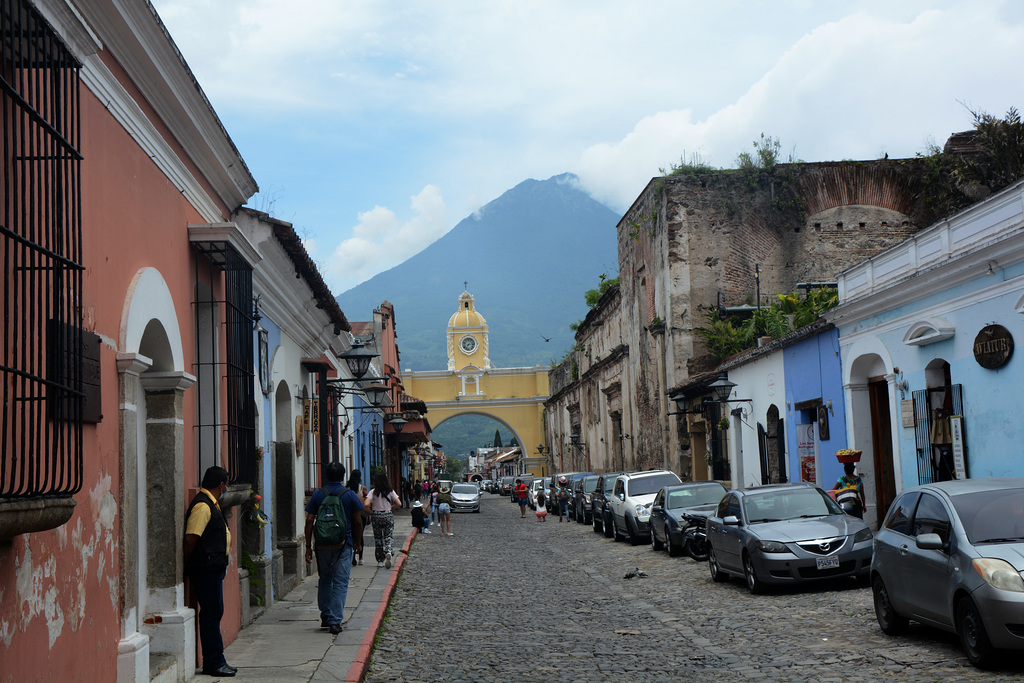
[208, 509, 417, 682]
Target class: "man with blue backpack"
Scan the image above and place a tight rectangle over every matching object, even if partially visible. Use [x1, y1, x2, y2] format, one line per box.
[304, 461, 364, 634]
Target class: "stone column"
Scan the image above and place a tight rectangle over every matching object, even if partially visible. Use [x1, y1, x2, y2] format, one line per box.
[139, 370, 196, 680]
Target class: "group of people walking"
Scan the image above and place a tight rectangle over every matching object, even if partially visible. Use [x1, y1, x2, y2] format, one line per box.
[409, 479, 454, 536]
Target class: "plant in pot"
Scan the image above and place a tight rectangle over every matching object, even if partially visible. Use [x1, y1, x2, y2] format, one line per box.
[717, 417, 731, 431]
[742, 307, 788, 346]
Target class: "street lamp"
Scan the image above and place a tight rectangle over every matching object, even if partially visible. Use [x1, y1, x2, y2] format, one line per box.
[389, 416, 407, 433]
[707, 374, 752, 404]
[336, 337, 378, 380]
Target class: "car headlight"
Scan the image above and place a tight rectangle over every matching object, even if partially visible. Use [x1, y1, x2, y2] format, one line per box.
[853, 528, 873, 543]
[635, 503, 651, 519]
[756, 540, 788, 553]
[973, 558, 1024, 592]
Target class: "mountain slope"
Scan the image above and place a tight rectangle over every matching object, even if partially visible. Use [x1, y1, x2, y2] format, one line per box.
[336, 173, 620, 371]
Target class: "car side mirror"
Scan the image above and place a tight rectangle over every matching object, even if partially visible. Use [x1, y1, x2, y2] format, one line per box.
[916, 532, 944, 550]
[723, 515, 741, 526]
[617, 492, 625, 501]
[651, 505, 663, 513]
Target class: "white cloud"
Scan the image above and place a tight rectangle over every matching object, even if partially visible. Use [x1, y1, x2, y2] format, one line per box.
[325, 185, 448, 291]
[576, 3, 1024, 211]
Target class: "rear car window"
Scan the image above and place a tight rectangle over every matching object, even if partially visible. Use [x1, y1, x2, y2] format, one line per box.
[626, 473, 682, 496]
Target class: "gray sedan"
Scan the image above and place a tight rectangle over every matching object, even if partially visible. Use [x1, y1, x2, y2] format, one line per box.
[707, 482, 873, 594]
[450, 483, 481, 512]
[871, 478, 1024, 668]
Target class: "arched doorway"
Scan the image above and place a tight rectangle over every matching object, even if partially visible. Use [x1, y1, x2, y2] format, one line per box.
[758, 405, 786, 484]
[432, 412, 525, 479]
[117, 267, 194, 681]
[846, 352, 897, 528]
[273, 380, 300, 593]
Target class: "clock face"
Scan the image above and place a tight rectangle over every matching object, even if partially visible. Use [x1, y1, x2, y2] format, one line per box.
[460, 335, 478, 353]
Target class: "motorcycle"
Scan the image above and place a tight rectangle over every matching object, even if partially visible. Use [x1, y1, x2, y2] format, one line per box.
[681, 513, 709, 562]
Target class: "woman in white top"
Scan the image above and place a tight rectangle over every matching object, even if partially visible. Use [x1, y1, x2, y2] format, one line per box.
[364, 471, 402, 568]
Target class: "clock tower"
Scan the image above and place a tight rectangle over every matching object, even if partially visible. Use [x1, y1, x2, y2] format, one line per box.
[447, 290, 490, 382]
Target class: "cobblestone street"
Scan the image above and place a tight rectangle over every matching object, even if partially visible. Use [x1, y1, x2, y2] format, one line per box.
[363, 494, 1024, 682]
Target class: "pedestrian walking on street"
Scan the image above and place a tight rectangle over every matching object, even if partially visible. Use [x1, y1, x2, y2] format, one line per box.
[400, 476, 409, 509]
[430, 482, 440, 524]
[411, 500, 431, 533]
[834, 463, 866, 519]
[183, 466, 236, 677]
[347, 469, 368, 566]
[436, 484, 453, 535]
[515, 479, 529, 518]
[365, 471, 402, 568]
[535, 489, 548, 522]
[556, 476, 571, 522]
[304, 461, 364, 635]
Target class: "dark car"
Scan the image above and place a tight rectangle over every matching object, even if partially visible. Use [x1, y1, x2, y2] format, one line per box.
[572, 475, 602, 524]
[707, 482, 873, 594]
[592, 472, 624, 536]
[500, 476, 515, 497]
[871, 478, 1024, 668]
[649, 481, 728, 556]
[565, 472, 595, 519]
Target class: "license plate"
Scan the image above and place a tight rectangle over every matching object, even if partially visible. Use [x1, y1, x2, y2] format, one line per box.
[816, 555, 840, 570]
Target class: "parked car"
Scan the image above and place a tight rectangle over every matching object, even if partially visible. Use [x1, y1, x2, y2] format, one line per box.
[650, 481, 728, 556]
[500, 476, 515, 497]
[871, 478, 1024, 668]
[607, 470, 683, 544]
[449, 483, 481, 513]
[706, 482, 873, 594]
[572, 475, 602, 524]
[565, 472, 596, 519]
[592, 472, 624, 536]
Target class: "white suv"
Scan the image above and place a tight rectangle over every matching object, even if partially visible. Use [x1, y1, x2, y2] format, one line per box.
[607, 470, 682, 544]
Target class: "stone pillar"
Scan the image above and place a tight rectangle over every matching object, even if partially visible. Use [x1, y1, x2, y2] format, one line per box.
[115, 353, 152, 683]
[140, 370, 196, 680]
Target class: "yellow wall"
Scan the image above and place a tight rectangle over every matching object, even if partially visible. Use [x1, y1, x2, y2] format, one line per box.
[404, 366, 549, 458]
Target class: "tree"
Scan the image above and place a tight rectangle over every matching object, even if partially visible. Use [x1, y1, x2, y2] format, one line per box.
[445, 455, 463, 479]
[509, 436, 519, 447]
[493, 429, 502, 447]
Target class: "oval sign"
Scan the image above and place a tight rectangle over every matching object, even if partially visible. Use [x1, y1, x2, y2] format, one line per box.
[973, 324, 1014, 369]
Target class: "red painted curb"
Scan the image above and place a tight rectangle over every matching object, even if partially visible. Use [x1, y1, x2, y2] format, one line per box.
[346, 527, 417, 682]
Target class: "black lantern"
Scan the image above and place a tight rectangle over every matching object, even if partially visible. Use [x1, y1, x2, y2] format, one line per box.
[708, 376, 737, 403]
[361, 382, 391, 408]
[337, 338, 378, 379]
[389, 417, 408, 433]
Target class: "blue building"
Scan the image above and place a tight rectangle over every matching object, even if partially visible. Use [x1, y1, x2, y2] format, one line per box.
[830, 178, 1024, 525]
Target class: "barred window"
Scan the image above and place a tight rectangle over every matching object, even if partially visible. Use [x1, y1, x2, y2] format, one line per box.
[192, 242, 258, 486]
[0, 0, 84, 499]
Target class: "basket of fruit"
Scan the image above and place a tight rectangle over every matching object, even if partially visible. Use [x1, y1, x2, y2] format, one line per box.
[835, 448, 862, 464]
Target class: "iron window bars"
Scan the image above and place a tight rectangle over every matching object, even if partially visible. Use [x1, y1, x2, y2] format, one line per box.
[0, 0, 84, 498]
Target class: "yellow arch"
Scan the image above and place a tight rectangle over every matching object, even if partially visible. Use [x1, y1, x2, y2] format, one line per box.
[403, 367, 549, 477]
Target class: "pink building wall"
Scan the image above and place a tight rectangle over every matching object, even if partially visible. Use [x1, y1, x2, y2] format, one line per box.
[0, 31, 244, 682]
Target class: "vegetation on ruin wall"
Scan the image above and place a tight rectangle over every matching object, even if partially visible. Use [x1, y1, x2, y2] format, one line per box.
[694, 288, 839, 362]
[913, 106, 1024, 226]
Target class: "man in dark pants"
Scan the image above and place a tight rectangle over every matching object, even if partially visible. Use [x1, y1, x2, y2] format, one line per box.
[304, 461, 364, 634]
[184, 466, 236, 677]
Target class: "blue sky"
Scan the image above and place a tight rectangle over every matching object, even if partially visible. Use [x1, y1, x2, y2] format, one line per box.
[150, 0, 1024, 293]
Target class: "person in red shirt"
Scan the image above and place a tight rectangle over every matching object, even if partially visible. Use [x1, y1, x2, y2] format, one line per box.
[514, 479, 529, 518]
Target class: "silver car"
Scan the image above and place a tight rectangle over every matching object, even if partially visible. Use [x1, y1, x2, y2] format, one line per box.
[871, 478, 1024, 668]
[450, 483, 481, 513]
[707, 482, 873, 594]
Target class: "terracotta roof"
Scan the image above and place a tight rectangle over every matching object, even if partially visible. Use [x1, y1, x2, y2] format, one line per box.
[256, 216, 349, 333]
